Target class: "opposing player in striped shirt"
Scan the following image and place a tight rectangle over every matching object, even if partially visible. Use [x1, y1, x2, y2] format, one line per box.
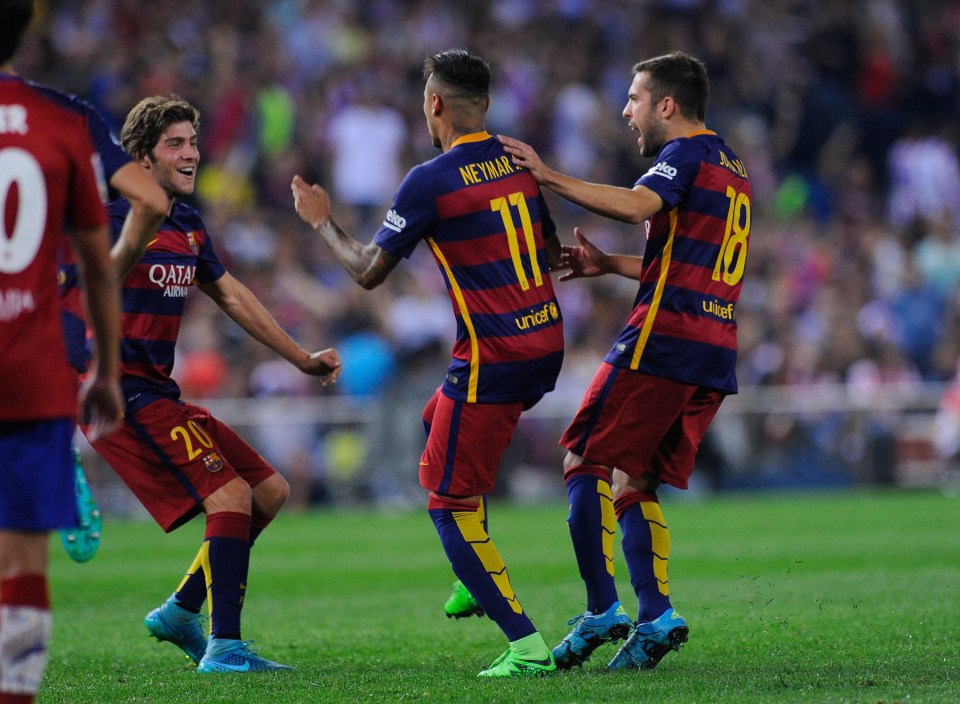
[500, 51, 752, 672]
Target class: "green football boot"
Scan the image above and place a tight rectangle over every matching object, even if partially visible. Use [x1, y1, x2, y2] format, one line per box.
[478, 648, 556, 677]
[444, 579, 484, 619]
[59, 448, 102, 563]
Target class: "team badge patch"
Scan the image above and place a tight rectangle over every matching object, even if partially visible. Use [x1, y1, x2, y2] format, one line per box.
[186, 231, 199, 254]
[202, 452, 224, 472]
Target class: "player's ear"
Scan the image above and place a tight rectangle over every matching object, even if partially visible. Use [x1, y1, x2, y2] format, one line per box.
[431, 93, 443, 117]
[660, 96, 678, 119]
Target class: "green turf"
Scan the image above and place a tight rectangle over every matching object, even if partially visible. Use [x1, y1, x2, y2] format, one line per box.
[41, 490, 959, 703]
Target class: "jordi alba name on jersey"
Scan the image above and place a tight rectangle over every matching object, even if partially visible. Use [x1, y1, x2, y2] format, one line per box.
[0, 74, 109, 421]
[374, 132, 564, 404]
[605, 131, 750, 394]
[108, 199, 226, 412]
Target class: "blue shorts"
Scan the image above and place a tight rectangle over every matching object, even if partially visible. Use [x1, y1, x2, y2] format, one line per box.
[0, 418, 77, 531]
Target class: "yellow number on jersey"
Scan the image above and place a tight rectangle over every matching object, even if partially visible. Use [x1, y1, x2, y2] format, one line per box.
[712, 185, 751, 286]
[491, 192, 543, 290]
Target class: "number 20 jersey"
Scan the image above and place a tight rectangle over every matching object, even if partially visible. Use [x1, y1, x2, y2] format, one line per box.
[107, 199, 225, 413]
[374, 132, 564, 405]
[0, 75, 108, 421]
[607, 131, 751, 394]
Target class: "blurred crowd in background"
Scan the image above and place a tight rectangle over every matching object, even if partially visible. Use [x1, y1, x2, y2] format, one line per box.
[18, 0, 960, 505]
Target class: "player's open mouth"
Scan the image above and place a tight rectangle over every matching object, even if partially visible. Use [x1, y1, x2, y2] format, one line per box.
[177, 167, 195, 176]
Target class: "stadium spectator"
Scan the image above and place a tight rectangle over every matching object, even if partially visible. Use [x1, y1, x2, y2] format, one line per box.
[499, 50, 750, 672]
[291, 49, 565, 677]
[0, 2, 122, 701]
[12, 0, 960, 496]
[324, 89, 407, 232]
[82, 95, 341, 673]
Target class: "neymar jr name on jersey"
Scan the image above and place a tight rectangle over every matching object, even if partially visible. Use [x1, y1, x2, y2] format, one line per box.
[458, 155, 517, 186]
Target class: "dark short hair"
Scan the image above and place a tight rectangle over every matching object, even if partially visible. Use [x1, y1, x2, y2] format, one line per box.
[423, 48, 491, 100]
[0, 0, 34, 65]
[633, 51, 709, 122]
[120, 95, 200, 160]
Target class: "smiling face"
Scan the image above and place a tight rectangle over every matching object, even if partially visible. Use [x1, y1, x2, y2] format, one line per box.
[141, 120, 199, 198]
[622, 71, 667, 158]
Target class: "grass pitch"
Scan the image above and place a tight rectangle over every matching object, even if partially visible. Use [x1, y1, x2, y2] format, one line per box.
[41, 490, 958, 703]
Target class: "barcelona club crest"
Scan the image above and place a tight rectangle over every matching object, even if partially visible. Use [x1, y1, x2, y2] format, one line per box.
[202, 452, 224, 473]
[186, 231, 200, 255]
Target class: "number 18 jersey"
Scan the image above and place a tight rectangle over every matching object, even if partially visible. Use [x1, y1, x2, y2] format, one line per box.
[607, 131, 751, 394]
[374, 132, 564, 405]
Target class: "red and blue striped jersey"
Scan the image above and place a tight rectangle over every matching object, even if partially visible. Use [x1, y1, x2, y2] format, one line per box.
[374, 132, 564, 405]
[27, 85, 132, 374]
[605, 131, 750, 393]
[0, 74, 109, 421]
[108, 199, 226, 412]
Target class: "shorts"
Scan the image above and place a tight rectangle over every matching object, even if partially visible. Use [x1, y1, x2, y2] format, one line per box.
[0, 418, 76, 530]
[560, 363, 724, 490]
[85, 398, 276, 532]
[419, 387, 523, 497]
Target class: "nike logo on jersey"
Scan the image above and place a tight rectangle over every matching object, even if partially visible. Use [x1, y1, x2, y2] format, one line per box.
[646, 161, 677, 180]
[383, 209, 406, 232]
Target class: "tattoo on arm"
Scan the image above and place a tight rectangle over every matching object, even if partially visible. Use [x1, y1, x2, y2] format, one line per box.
[319, 219, 395, 289]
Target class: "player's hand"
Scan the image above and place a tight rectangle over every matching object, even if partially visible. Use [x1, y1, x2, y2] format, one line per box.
[300, 347, 342, 386]
[78, 374, 123, 442]
[291, 175, 332, 230]
[497, 134, 549, 183]
[555, 227, 609, 281]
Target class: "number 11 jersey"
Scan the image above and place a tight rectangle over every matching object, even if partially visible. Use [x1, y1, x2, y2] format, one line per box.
[374, 132, 564, 406]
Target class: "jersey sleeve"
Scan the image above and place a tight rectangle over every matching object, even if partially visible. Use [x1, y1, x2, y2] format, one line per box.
[75, 96, 131, 185]
[635, 139, 700, 211]
[538, 190, 557, 240]
[66, 130, 110, 231]
[107, 199, 131, 244]
[196, 228, 227, 284]
[372, 165, 437, 259]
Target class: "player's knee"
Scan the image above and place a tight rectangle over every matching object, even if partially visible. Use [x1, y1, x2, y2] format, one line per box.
[204, 477, 253, 514]
[611, 468, 659, 501]
[271, 473, 291, 508]
[252, 473, 289, 517]
[562, 451, 584, 474]
[562, 452, 611, 483]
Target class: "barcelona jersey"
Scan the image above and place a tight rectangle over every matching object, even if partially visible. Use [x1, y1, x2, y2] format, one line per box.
[26, 85, 133, 374]
[605, 131, 750, 394]
[108, 199, 226, 412]
[374, 132, 564, 405]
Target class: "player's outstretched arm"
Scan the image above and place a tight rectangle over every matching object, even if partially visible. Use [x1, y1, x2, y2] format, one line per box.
[199, 272, 342, 385]
[109, 162, 170, 279]
[555, 227, 644, 282]
[290, 175, 400, 289]
[498, 135, 663, 225]
[71, 224, 123, 440]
